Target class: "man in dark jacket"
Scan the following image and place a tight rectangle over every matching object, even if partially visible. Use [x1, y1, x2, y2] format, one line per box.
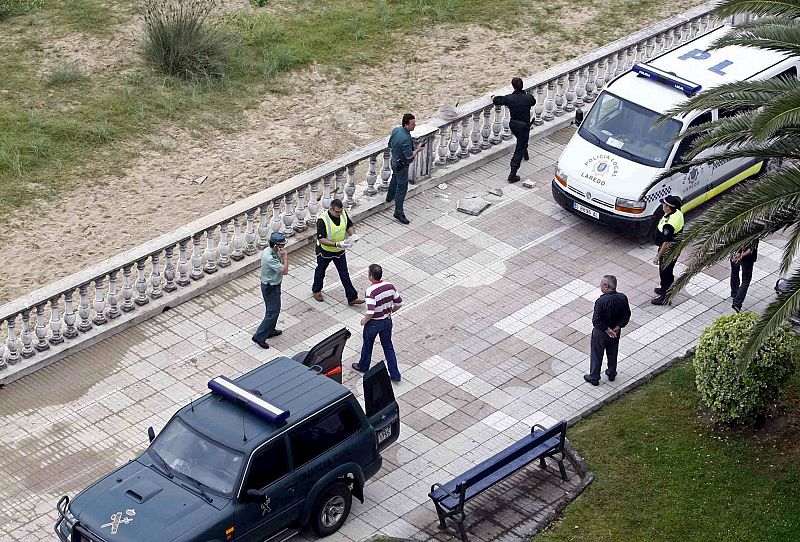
[492, 77, 536, 182]
[584, 275, 631, 386]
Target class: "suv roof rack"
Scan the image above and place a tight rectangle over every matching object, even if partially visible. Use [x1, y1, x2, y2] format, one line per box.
[632, 63, 702, 97]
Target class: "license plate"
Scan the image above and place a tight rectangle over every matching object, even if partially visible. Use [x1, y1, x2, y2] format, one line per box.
[574, 202, 600, 219]
[377, 425, 393, 444]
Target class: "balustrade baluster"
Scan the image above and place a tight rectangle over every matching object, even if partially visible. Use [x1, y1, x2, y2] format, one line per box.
[269, 200, 282, 237]
[217, 223, 231, 268]
[6, 316, 20, 364]
[190, 235, 204, 280]
[595, 57, 609, 95]
[491, 105, 503, 143]
[122, 264, 136, 310]
[35, 303, 49, 350]
[92, 277, 107, 325]
[614, 50, 626, 78]
[673, 25, 683, 47]
[654, 33, 664, 57]
[499, 107, 510, 140]
[176, 241, 192, 286]
[644, 37, 654, 61]
[626, 46, 636, 70]
[565, 71, 576, 112]
[470, 111, 482, 152]
[481, 106, 492, 149]
[554, 75, 566, 116]
[543, 80, 555, 122]
[283, 193, 296, 236]
[322, 175, 333, 211]
[308, 181, 321, 222]
[64, 288, 79, 337]
[365, 156, 378, 195]
[151, 252, 165, 296]
[258, 207, 270, 249]
[345, 164, 356, 207]
[49, 297, 64, 344]
[244, 210, 257, 256]
[295, 187, 308, 231]
[136, 259, 151, 303]
[448, 122, 460, 162]
[230, 218, 244, 262]
[0, 322, 5, 370]
[636, 42, 645, 64]
[575, 67, 586, 107]
[107, 269, 121, 318]
[78, 283, 92, 331]
[584, 64, 596, 103]
[334, 169, 344, 201]
[379, 152, 391, 191]
[437, 126, 449, 165]
[20, 310, 34, 358]
[459, 117, 471, 156]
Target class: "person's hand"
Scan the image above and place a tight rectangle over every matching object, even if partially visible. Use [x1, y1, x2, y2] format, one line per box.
[731, 253, 741, 263]
[652, 256, 660, 266]
[276, 246, 287, 258]
[606, 328, 617, 338]
[360, 316, 369, 326]
[613, 326, 621, 339]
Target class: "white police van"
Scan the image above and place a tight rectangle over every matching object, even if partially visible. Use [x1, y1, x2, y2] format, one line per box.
[552, 25, 799, 236]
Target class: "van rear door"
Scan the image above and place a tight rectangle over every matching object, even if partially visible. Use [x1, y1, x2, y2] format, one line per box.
[362, 361, 400, 452]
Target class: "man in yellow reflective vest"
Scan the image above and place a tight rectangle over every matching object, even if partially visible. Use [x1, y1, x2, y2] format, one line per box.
[312, 199, 364, 305]
[651, 195, 684, 305]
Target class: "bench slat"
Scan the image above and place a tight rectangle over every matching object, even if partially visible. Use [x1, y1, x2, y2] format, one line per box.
[429, 435, 560, 506]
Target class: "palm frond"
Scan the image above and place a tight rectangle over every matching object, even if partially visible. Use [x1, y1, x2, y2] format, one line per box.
[710, 22, 800, 57]
[738, 267, 800, 371]
[751, 87, 800, 139]
[714, 0, 800, 19]
[779, 220, 800, 274]
[679, 114, 758, 154]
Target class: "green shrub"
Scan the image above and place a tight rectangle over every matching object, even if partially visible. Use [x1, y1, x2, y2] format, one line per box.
[0, 0, 42, 20]
[140, 0, 231, 80]
[694, 312, 798, 425]
[46, 61, 87, 86]
[251, 0, 268, 6]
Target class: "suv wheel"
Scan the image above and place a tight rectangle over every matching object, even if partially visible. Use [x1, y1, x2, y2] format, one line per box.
[310, 482, 352, 537]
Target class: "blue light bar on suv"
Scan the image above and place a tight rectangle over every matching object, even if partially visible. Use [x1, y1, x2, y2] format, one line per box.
[632, 63, 702, 96]
[208, 376, 290, 424]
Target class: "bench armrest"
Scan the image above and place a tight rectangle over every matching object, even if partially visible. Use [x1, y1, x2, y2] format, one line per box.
[532, 423, 547, 433]
[429, 482, 460, 503]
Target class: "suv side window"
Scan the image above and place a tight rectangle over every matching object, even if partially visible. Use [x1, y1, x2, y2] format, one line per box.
[244, 438, 289, 490]
[673, 112, 712, 165]
[289, 404, 360, 467]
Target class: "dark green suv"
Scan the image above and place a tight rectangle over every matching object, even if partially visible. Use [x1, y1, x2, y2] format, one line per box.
[55, 354, 400, 541]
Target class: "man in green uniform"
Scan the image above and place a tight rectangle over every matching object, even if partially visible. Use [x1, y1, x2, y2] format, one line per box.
[387, 113, 427, 225]
[651, 195, 685, 305]
[252, 232, 288, 349]
[312, 199, 364, 305]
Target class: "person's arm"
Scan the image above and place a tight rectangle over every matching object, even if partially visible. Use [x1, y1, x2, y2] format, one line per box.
[276, 246, 289, 275]
[653, 225, 675, 264]
[317, 218, 345, 248]
[361, 290, 375, 325]
[619, 297, 631, 328]
[391, 289, 403, 313]
[346, 215, 355, 237]
[592, 299, 610, 332]
[492, 94, 509, 106]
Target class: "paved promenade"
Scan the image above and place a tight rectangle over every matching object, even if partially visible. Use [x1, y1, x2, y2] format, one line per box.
[0, 128, 785, 541]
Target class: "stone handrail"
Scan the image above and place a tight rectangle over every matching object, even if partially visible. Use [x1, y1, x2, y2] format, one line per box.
[0, 1, 731, 382]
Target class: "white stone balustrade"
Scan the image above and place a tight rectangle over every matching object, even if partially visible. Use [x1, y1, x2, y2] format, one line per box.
[0, 2, 734, 383]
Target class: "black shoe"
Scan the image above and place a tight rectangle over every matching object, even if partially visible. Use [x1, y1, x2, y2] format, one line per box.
[508, 175, 521, 183]
[654, 287, 663, 295]
[391, 376, 402, 383]
[394, 214, 410, 225]
[386, 195, 394, 203]
[251, 336, 269, 349]
[523, 150, 529, 161]
[605, 373, 616, 382]
[266, 329, 282, 338]
[651, 296, 671, 306]
[583, 374, 599, 386]
[732, 304, 741, 313]
[351, 363, 367, 373]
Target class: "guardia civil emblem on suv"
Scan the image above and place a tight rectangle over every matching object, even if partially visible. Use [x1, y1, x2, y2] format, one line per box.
[55, 330, 399, 542]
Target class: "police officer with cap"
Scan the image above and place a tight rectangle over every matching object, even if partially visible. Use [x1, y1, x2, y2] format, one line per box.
[252, 232, 289, 349]
[651, 195, 684, 305]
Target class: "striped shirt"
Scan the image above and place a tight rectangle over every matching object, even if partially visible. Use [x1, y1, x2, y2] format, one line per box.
[365, 281, 403, 320]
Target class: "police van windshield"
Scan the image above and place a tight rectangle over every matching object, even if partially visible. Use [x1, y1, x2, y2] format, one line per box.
[578, 91, 682, 168]
[150, 419, 243, 495]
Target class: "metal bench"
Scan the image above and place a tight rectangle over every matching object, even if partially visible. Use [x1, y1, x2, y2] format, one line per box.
[428, 420, 569, 542]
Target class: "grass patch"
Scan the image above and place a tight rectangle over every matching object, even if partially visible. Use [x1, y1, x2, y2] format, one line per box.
[46, 61, 87, 86]
[539, 358, 800, 542]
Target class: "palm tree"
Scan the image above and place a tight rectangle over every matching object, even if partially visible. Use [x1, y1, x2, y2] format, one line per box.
[657, 0, 800, 367]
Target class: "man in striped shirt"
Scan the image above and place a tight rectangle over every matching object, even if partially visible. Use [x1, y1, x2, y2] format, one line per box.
[351, 264, 403, 382]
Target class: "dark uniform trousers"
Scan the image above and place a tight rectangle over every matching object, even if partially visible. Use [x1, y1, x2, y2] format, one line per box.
[731, 258, 755, 308]
[659, 255, 677, 293]
[509, 120, 530, 176]
[312, 248, 358, 302]
[589, 328, 619, 380]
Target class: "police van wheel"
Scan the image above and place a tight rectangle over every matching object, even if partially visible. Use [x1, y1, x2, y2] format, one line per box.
[310, 482, 352, 537]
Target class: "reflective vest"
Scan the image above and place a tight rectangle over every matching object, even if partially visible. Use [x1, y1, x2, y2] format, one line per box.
[318, 209, 348, 252]
[657, 209, 685, 237]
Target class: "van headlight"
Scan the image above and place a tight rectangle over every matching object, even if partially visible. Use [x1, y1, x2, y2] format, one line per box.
[554, 165, 568, 187]
[614, 198, 647, 214]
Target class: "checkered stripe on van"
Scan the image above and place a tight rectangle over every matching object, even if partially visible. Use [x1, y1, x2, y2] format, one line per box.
[643, 185, 672, 203]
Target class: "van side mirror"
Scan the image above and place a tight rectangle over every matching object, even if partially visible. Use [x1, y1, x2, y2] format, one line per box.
[246, 489, 267, 503]
[573, 108, 584, 127]
[147, 427, 155, 443]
